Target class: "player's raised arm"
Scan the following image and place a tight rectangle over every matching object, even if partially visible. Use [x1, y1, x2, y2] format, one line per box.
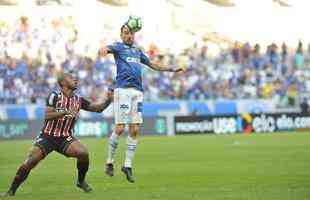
[100, 45, 113, 56]
[80, 90, 113, 113]
[139, 49, 185, 73]
[82, 98, 112, 113]
[101, 42, 123, 57]
[147, 61, 186, 73]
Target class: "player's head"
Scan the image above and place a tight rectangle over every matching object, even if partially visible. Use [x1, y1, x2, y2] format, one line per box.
[57, 70, 78, 90]
[120, 24, 135, 46]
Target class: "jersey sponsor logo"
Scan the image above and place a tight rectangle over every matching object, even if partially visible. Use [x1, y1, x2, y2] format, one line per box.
[126, 57, 140, 63]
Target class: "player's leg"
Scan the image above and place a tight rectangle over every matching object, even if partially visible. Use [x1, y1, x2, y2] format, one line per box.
[64, 138, 92, 192]
[106, 124, 125, 176]
[122, 123, 140, 183]
[4, 145, 46, 196]
[122, 89, 143, 183]
[105, 88, 128, 176]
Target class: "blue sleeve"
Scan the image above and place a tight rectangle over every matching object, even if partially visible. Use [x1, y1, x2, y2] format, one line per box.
[140, 50, 151, 66]
[107, 42, 121, 54]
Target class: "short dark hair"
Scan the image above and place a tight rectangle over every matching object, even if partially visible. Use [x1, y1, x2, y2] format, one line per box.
[57, 73, 66, 88]
[121, 24, 135, 33]
[57, 70, 76, 87]
[121, 24, 127, 32]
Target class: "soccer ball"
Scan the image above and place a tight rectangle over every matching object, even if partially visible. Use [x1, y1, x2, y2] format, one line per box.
[126, 16, 142, 33]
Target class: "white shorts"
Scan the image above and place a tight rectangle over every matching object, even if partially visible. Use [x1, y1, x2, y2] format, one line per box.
[114, 88, 143, 124]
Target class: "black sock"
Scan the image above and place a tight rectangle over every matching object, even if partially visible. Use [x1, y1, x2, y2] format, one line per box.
[9, 164, 31, 194]
[77, 160, 89, 184]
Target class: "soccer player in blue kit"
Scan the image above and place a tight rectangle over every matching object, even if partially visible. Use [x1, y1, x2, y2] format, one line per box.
[101, 22, 185, 183]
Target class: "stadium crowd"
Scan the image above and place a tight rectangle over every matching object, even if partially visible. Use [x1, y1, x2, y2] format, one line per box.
[1, 16, 310, 106]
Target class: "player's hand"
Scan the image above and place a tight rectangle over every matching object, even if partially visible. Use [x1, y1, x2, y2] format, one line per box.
[100, 46, 109, 57]
[107, 89, 114, 101]
[64, 110, 75, 118]
[174, 66, 186, 73]
[65, 107, 79, 118]
[71, 106, 80, 117]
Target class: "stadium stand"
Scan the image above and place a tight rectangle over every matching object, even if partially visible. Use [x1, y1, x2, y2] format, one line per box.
[0, 0, 309, 111]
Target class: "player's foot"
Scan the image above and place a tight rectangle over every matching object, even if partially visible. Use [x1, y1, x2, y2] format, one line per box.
[76, 181, 92, 193]
[0, 190, 15, 197]
[121, 166, 135, 183]
[105, 163, 114, 177]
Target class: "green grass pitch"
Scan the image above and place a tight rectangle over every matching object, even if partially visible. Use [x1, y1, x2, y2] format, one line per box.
[0, 132, 310, 200]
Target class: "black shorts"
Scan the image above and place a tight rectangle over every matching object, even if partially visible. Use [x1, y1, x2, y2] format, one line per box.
[33, 134, 77, 157]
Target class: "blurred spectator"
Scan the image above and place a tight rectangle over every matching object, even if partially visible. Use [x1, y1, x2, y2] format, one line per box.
[0, 15, 310, 108]
[294, 40, 304, 68]
[300, 98, 309, 114]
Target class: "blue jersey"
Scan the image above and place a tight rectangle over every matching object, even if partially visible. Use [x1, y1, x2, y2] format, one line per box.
[108, 42, 151, 91]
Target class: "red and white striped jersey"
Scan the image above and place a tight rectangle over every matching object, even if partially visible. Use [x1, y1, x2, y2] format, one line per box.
[41, 91, 90, 137]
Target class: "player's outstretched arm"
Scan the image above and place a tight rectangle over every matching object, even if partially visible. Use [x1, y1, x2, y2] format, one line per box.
[100, 45, 113, 57]
[147, 61, 186, 73]
[82, 90, 113, 113]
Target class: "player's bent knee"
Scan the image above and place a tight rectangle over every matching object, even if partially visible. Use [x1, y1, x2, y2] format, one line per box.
[25, 155, 42, 169]
[25, 147, 44, 168]
[129, 124, 140, 136]
[115, 124, 125, 135]
[28, 158, 40, 168]
[77, 149, 89, 160]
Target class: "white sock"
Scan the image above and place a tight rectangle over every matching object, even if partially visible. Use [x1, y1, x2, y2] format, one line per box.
[124, 136, 137, 168]
[106, 132, 119, 164]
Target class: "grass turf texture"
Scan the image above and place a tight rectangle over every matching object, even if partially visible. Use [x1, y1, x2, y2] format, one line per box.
[0, 132, 309, 200]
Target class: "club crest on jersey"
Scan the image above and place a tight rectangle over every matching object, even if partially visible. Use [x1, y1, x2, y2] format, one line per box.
[126, 57, 140, 63]
[120, 104, 129, 109]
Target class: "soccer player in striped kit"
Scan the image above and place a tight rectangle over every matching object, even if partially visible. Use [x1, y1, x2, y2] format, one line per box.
[2, 71, 112, 196]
